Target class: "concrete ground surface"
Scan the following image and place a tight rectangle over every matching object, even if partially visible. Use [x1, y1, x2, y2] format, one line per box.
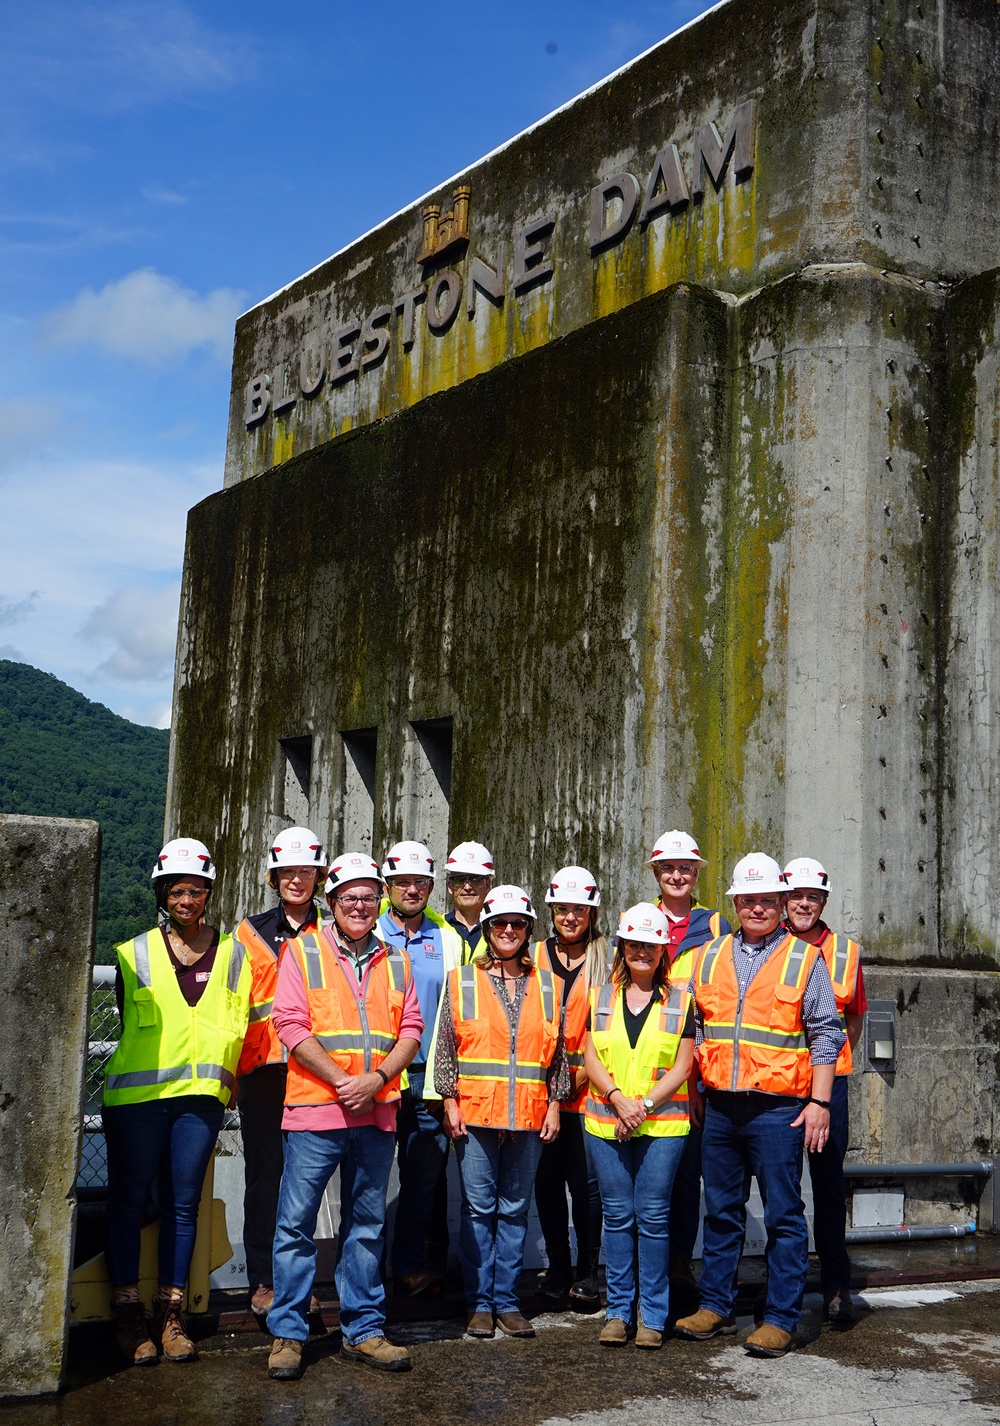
[4, 1278, 1000, 1426]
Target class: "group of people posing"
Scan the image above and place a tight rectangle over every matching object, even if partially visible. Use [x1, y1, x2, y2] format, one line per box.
[100, 826, 865, 1378]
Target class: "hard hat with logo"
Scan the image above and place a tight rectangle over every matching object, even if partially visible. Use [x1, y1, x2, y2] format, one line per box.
[616, 903, 670, 945]
[782, 857, 831, 894]
[152, 837, 216, 882]
[726, 853, 785, 897]
[381, 840, 435, 881]
[268, 827, 325, 870]
[325, 853, 383, 896]
[545, 865, 601, 907]
[481, 884, 536, 925]
[647, 829, 708, 866]
[446, 841, 495, 878]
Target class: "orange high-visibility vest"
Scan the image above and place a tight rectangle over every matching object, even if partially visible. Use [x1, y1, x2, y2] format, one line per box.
[234, 917, 289, 1077]
[694, 934, 820, 1098]
[449, 963, 560, 1131]
[584, 979, 691, 1138]
[533, 939, 589, 1113]
[283, 926, 411, 1108]
[820, 931, 861, 1076]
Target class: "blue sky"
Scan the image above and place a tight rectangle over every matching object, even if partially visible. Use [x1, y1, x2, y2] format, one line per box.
[0, 0, 707, 726]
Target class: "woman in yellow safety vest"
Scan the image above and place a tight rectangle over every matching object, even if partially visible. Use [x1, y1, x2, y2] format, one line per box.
[102, 838, 251, 1368]
[434, 885, 568, 1341]
[583, 903, 694, 1350]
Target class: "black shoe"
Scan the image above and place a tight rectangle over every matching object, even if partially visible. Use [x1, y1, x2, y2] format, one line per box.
[568, 1273, 600, 1308]
[536, 1267, 572, 1299]
[824, 1289, 857, 1324]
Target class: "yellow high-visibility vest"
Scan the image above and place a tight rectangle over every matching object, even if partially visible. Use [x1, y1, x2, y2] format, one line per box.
[104, 927, 251, 1107]
[585, 980, 691, 1139]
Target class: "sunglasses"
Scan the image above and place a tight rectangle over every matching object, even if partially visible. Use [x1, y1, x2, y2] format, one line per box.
[490, 917, 531, 930]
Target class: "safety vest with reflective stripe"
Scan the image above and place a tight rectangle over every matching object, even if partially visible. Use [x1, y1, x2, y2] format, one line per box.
[104, 928, 251, 1107]
[449, 963, 560, 1131]
[820, 931, 861, 1076]
[233, 916, 289, 1077]
[533, 939, 590, 1113]
[283, 927, 411, 1108]
[693, 934, 820, 1098]
[585, 979, 691, 1138]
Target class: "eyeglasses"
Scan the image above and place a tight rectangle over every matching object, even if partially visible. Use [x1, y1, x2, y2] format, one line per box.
[389, 877, 432, 889]
[336, 895, 380, 909]
[490, 917, 531, 931]
[166, 886, 209, 901]
[448, 875, 489, 887]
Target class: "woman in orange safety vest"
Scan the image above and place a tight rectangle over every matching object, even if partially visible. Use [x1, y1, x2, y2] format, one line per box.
[434, 884, 568, 1341]
[583, 903, 694, 1350]
[532, 865, 607, 1309]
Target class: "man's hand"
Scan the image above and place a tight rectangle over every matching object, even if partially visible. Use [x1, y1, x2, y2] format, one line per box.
[791, 1099, 830, 1153]
[336, 1072, 381, 1115]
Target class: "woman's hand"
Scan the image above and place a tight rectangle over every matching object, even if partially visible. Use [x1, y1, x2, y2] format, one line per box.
[614, 1094, 647, 1134]
[442, 1097, 467, 1140]
[540, 1101, 561, 1142]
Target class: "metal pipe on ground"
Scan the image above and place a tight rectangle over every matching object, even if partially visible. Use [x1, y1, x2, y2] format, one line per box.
[844, 1162, 993, 1179]
[845, 1223, 977, 1243]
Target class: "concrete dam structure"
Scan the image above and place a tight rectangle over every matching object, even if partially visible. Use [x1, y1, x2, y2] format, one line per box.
[168, 0, 1000, 1186]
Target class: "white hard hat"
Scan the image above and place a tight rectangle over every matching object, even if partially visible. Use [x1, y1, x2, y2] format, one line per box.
[648, 829, 708, 866]
[325, 853, 382, 896]
[268, 827, 325, 869]
[783, 857, 831, 893]
[727, 853, 785, 897]
[381, 840, 435, 881]
[482, 884, 536, 924]
[446, 841, 495, 878]
[616, 902, 670, 945]
[152, 837, 216, 882]
[545, 865, 601, 907]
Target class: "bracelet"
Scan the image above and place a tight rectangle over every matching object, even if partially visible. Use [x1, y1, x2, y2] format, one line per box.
[606, 1086, 622, 1100]
[808, 1096, 831, 1109]
[374, 1068, 389, 1087]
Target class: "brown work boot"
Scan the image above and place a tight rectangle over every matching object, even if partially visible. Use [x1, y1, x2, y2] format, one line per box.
[113, 1300, 157, 1366]
[599, 1317, 629, 1346]
[250, 1285, 274, 1317]
[635, 1311, 663, 1349]
[151, 1293, 197, 1362]
[745, 1323, 796, 1357]
[394, 1270, 441, 1297]
[268, 1337, 305, 1379]
[341, 1334, 412, 1371]
[466, 1312, 495, 1338]
[496, 1311, 535, 1337]
[673, 1308, 738, 1341]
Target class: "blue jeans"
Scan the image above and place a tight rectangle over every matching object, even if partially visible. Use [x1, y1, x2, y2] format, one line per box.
[268, 1126, 395, 1345]
[455, 1127, 543, 1313]
[808, 1074, 852, 1294]
[393, 1077, 449, 1275]
[670, 1124, 703, 1262]
[699, 1092, 808, 1334]
[102, 1095, 224, 1288]
[588, 1132, 686, 1331]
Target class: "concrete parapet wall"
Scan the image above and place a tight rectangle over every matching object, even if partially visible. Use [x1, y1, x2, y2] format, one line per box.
[0, 814, 101, 1398]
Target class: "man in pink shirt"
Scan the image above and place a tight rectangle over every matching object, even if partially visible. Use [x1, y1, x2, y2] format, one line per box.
[265, 853, 423, 1380]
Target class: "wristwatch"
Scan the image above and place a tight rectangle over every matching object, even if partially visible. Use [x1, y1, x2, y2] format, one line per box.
[642, 1096, 655, 1114]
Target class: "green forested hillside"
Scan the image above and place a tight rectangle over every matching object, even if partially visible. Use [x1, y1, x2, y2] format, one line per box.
[0, 660, 168, 962]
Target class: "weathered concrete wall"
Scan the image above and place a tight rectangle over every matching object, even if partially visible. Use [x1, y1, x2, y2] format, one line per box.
[0, 814, 100, 1398]
[168, 0, 1000, 1174]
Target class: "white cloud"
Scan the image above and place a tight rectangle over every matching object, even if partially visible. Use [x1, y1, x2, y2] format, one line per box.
[120, 698, 172, 729]
[0, 644, 24, 661]
[80, 582, 181, 683]
[0, 589, 40, 626]
[43, 268, 244, 365]
[0, 399, 65, 470]
[141, 184, 190, 207]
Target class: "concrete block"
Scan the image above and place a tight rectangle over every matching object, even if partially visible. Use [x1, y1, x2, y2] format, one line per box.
[0, 814, 100, 1398]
